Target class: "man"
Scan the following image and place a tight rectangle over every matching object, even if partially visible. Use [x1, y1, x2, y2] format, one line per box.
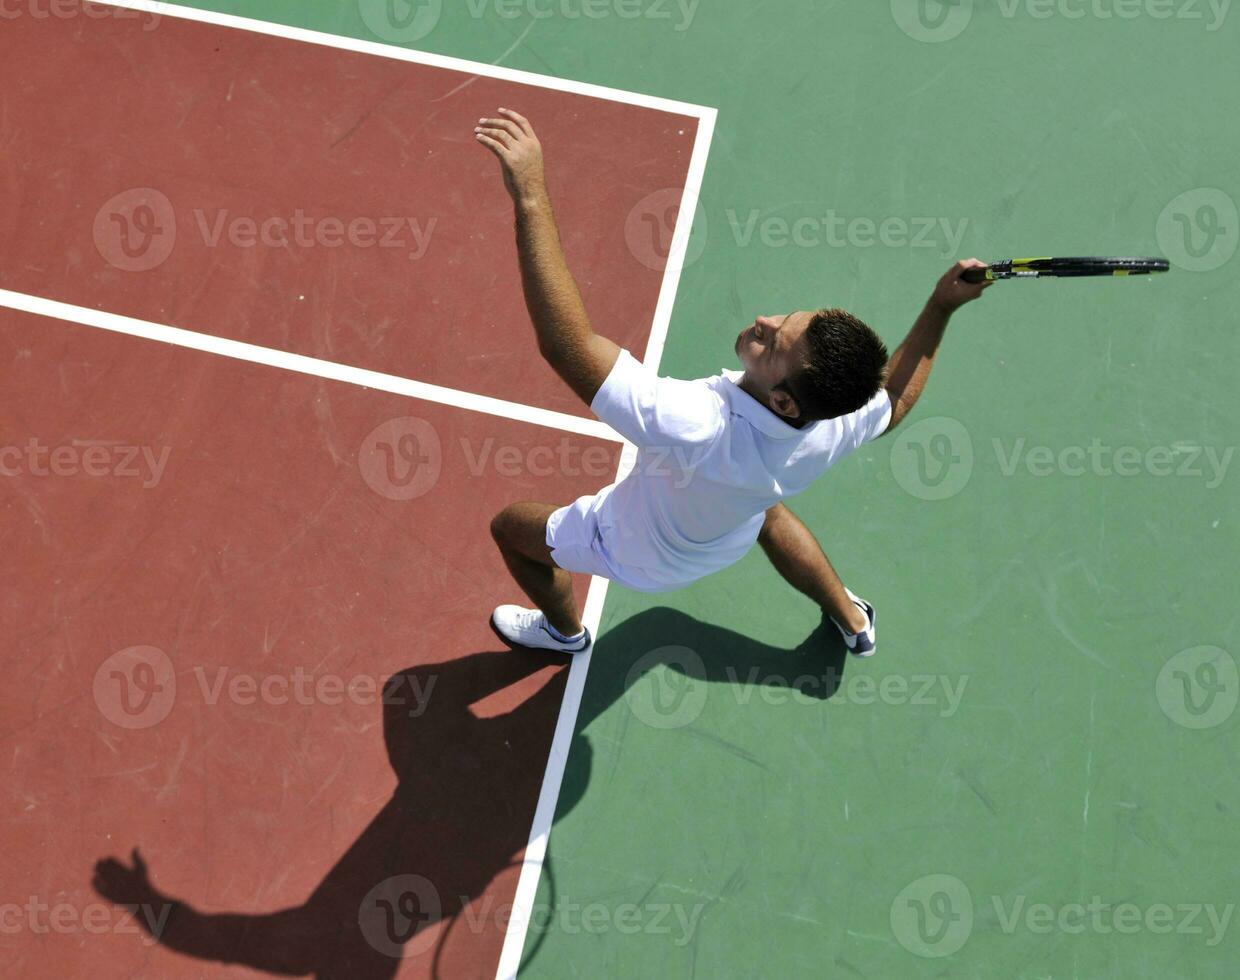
[475, 109, 990, 657]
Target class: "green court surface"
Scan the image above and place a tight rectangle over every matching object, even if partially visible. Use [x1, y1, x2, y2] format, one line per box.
[163, 2, 1240, 976]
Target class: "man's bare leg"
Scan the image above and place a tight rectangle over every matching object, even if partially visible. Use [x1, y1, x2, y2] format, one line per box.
[758, 503, 868, 634]
[490, 502, 584, 637]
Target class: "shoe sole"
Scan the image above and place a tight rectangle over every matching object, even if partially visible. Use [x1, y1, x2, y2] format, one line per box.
[488, 613, 590, 655]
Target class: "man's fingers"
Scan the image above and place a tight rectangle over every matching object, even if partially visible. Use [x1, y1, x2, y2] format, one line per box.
[497, 106, 533, 135]
[475, 132, 509, 156]
[476, 126, 517, 148]
[476, 126, 515, 145]
[479, 117, 522, 139]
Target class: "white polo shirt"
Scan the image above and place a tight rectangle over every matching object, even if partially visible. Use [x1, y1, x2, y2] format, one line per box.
[582, 349, 891, 591]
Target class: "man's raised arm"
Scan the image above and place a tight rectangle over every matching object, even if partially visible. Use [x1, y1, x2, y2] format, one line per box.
[475, 108, 620, 406]
[881, 258, 992, 434]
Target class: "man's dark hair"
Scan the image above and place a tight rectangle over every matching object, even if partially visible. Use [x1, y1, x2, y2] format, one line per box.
[776, 308, 889, 421]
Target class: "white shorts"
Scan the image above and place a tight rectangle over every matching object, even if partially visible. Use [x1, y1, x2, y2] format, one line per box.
[546, 489, 673, 594]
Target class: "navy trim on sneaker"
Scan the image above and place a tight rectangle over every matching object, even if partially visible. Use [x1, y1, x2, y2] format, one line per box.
[542, 624, 592, 652]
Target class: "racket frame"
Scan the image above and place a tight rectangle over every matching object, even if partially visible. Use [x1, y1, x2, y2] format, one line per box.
[966, 256, 1170, 283]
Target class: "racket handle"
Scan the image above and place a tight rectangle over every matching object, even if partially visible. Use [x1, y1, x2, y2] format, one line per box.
[962, 267, 990, 284]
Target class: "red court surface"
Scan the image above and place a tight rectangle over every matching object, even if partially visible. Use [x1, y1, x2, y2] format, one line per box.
[0, 1, 699, 419]
[1, 306, 620, 978]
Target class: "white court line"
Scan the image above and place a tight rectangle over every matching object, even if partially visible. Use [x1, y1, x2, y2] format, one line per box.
[95, 0, 713, 118]
[40, 3, 718, 975]
[0, 289, 622, 442]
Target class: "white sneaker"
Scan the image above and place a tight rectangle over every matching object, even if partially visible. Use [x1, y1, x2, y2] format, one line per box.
[490, 605, 592, 653]
[829, 588, 876, 658]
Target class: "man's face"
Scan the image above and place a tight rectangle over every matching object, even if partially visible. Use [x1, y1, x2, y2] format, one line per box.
[734, 311, 813, 395]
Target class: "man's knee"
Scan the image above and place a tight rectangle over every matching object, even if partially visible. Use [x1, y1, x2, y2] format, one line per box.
[759, 503, 788, 543]
[491, 503, 552, 557]
[490, 505, 519, 548]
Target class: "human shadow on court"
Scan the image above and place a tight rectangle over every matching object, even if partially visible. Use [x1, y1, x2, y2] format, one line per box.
[92, 607, 850, 979]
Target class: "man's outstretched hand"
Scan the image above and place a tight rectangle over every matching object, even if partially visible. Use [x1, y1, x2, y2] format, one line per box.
[475, 108, 547, 205]
[93, 848, 164, 911]
[930, 258, 993, 316]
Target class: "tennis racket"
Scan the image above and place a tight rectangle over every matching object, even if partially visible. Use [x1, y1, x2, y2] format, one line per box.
[962, 256, 1170, 283]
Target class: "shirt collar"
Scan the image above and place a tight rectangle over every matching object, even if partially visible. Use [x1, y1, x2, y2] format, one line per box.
[720, 369, 818, 440]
